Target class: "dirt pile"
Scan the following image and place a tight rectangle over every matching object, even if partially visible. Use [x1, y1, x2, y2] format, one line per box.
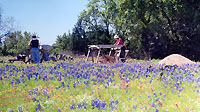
[158, 54, 196, 66]
[98, 55, 116, 63]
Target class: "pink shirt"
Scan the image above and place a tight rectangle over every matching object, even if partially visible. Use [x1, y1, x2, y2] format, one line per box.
[115, 38, 123, 45]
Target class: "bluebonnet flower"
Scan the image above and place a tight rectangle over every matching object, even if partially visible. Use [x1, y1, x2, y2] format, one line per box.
[73, 81, 76, 88]
[91, 90, 93, 94]
[126, 89, 129, 93]
[115, 100, 119, 104]
[56, 87, 59, 90]
[171, 89, 173, 93]
[82, 102, 86, 109]
[77, 102, 81, 108]
[61, 81, 65, 87]
[9, 109, 14, 112]
[49, 76, 53, 80]
[18, 106, 22, 112]
[186, 106, 189, 111]
[58, 109, 61, 112]
[106, 81, 109, 86]
[22, 78, 25, 83]
[70, 102, 75, 109]
[35, 103, 41, 112]
[66, 84, 70, 89]
[197, 89, 199, 93]
[28, 90, 33, 95]
[34, 88, 38, 94]
[179, 88, 183, 92]
[152, 102, 156, 107]
[133, 104, 137, 110]
[77, 74, 80, 78]
[32, 96, 36, 102]
[57, 76, 62, 81]
[155, 97, 159, 101]
[163, 93, 166, 98]
[44, 88, 47, 96]
[101, 100, 106, 109]
[109, 98, 114, 107]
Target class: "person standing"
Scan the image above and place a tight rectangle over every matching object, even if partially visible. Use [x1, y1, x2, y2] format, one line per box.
[28, 35, 40, 63]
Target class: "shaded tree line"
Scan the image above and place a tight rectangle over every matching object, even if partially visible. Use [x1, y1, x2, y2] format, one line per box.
[54, 0, 200, 60]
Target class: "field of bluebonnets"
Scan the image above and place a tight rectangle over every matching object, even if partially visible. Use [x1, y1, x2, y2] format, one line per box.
[0, 57, 200, 112]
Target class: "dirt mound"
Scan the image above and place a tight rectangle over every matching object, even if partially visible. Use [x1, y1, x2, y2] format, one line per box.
[98, 55, 116, 63]
[158, 54, 195, 66]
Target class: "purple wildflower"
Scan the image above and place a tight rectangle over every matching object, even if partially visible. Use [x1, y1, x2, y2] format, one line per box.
[156, 108, 159, 112]
[77, 102, 81, 108]
[18, 106, 22, 112]
[28, 90, 33, 95]
[58, 109, 61, 112]
[133, 104, 137, 110]
[32, 96, 36, 102]
[115, 100, 119, 104]
[9, 109, 14, 112]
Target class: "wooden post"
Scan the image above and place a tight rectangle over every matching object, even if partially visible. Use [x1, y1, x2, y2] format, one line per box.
[91, 49, 94, 62]
[109, 49, 112, 56]
[118, 49, 122, 62]
[96, 48, 101, 63]
[85, 48, 91, 62]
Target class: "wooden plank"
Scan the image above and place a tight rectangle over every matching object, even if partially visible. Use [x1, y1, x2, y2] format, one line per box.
[98, 45, 123, 48]
[88, 45, 99, 49]
[88, 45, 123, 49]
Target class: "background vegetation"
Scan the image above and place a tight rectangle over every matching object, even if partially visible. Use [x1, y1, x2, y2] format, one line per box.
[1, 0, 200, 60]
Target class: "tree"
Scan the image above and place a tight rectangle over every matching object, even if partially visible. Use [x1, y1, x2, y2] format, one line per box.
[2, 31, 32, 55]
[55, 0, 200, 60]
[0, 7, 16, 55]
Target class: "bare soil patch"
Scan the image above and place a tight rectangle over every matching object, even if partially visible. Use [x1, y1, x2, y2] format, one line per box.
[158, 54, 196, 66]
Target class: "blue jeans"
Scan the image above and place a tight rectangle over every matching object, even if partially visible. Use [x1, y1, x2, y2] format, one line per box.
[31, 48, 40, 63]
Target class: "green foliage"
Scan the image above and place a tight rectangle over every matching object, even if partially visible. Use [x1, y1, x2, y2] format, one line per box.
[53, 0, 200, 60]
[2, 31, 32, 55]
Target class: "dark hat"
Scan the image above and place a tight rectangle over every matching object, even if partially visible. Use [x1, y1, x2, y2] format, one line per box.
[32, 35, 36, 38]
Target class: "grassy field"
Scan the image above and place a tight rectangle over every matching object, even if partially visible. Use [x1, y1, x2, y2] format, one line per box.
[0, 57, 200, 112]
